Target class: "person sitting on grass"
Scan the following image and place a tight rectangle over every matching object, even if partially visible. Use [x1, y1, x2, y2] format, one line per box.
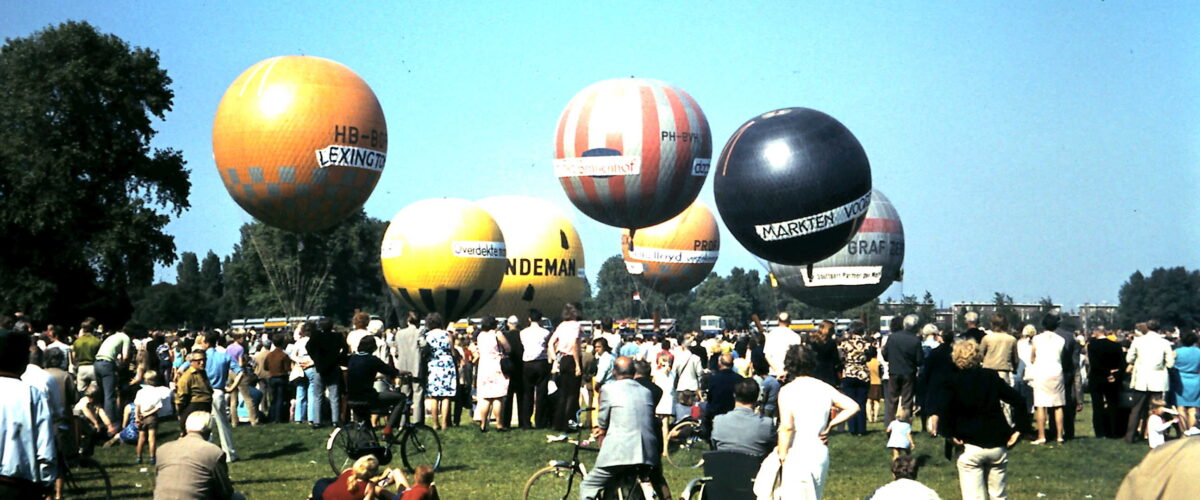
[73, 383, 117, 438]
[1147, 398, 1178, 450]
[155, 411, 243, 500]
[312, 454, 412, 500]
[867, 455, 940, 499]
[399, 465, 439, 500]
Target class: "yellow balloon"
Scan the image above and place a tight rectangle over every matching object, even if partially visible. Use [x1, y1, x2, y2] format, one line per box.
[381, 199, 506, 319]
[621, 201, 719, 295]
[475, 196, 586, 318]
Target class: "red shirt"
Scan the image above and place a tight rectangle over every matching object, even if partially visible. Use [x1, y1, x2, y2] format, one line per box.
[400, 484, 432, 500]
[322, 470, 369, 500]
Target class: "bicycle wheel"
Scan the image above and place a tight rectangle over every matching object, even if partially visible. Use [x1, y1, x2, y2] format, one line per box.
[665, 420, 710, 468]
[400, 424, 443, 472]
[65, 457, 113, 500]
[523, 465, 581, 500]
[326, 425, 369, 475]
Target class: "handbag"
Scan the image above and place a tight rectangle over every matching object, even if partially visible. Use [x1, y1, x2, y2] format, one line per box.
[500, 356, 514, 378]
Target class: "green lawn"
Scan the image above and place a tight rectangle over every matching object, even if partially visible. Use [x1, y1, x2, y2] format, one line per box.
[83, 401, 1149, 499]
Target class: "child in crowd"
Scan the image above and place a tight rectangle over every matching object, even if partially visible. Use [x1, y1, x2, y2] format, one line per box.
[73, 384, 117, 436]
[866, 356, 883, 423]
[133, 370, 165, 464]
[886, 407, 914, 460]
[1148, 398, 1178, 449]
[866, 456, 939, 500]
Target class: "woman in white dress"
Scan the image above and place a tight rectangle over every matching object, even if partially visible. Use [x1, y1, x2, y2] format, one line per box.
[475, 315, 511, 432]
[759, 344, 859, 500]
[1030, 319, 1066, 444]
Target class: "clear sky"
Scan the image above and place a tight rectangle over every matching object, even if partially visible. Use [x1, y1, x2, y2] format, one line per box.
[4, 1, 1197, 310]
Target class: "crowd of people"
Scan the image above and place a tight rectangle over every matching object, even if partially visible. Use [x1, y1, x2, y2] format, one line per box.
[1, 303, 1198, 499]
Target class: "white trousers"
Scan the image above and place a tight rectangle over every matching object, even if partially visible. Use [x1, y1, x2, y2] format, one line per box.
[957, 444, 1008, 500]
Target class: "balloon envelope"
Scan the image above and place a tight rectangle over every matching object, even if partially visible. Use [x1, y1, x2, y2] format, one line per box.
[621, 201, 719, 295]
[475, 196, 586, 318]
[770, 189, 904, 311]
[714, 107, 871, 265]
[554, 78, 711, 230]
[213, 56, 387, 233]
[380, 199, 506, 320]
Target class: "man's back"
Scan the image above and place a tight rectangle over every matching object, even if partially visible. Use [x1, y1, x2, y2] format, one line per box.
[883, 331, 922, 376]
[391, 325, 423, 374]
[764, 327, 799, 376]
[596, 379, 659, 468]
[1129, 332, 1173, 391]
[155, 435, 233, 500]
[706, 369, 743, 418]
[980, 331, 1018, 371]
[1087, 337, 1124, 384]
[711, 406, 775, 457]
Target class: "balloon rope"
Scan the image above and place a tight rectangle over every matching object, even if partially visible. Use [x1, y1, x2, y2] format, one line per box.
[248, 228, 292, 316]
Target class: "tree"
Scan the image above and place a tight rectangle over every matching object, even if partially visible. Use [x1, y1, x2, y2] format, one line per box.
[918, 290, 937, 326]
[0, 21, 189, 324]
[1117, 267, 1200, 330]
[218, 212, 389, 325]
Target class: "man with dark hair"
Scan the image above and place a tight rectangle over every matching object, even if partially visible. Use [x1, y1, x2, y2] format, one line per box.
[597, 317, 621, 355]
[867, 456, 939, 499]
[0, 329, 58, 499]
[882, 314, 923, 424]
[703, 353, 744, 433]
[632, 359, 663, 408]
[1088, 327, 1125, 438]
[307, 319, 346, 429]
[519, 309, 551, 429]
[711, 378, 775, 458]
[71, 318, 101, 394]
[580, 356, 668, 500]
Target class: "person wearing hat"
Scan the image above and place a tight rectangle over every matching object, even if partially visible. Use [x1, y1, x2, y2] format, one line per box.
[0, 326, 58, 499]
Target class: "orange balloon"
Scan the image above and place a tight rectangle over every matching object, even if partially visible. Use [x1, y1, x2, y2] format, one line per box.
[213, 56, 387, 232]
[621, 201, 720, 295]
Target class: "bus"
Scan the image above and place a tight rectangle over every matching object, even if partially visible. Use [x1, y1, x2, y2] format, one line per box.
[699, 315, 726, 337]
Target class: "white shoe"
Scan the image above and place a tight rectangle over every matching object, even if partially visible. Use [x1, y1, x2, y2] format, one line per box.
[1184, 427, 1200, 437]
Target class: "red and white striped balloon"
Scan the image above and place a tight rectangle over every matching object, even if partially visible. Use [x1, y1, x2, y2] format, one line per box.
[553, 78, 711, 230]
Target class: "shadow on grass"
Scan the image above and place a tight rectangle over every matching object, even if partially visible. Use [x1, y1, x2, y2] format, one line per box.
[246, 441, 307, 460]
[237, 476, 309, 484]
[433, 464, 473, 472]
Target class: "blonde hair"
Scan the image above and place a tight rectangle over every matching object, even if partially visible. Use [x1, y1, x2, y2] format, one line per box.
[1021, 324, 1037, 338]
[921, 323, 939, 336]
[952, 339, 983, 370]
[348, 455, 380, 492]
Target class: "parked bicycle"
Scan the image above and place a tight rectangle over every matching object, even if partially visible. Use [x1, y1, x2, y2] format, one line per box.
[326, 374, 442, 475]
[664, 416, 710, 469]
[522, 407, 659, 500]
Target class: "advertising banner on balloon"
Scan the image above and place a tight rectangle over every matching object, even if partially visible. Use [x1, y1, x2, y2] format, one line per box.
[799, 266, 884, 287]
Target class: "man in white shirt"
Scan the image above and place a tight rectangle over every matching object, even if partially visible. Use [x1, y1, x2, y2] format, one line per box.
[596, 318, 621, 356]
[519, 309, 551, 429]
[1124, 319, 1175, 443]
[672, 333, 704, 410]
[763, 312, 800, 377]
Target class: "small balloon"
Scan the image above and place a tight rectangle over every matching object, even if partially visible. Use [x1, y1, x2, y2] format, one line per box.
[621, 201, 719, 295]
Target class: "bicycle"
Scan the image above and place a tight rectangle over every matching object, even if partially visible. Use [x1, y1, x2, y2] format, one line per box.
[326, 375, 442, 475]
[522, 408, 659, 500]
[664, 416, 710, 468]
[59, 415, 113, 499]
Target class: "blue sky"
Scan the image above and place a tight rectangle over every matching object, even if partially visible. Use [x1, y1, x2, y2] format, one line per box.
[5, 1, 1197, 310]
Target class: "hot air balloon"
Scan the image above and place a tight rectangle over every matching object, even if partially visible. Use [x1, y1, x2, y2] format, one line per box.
[621, 201, 719, 295]
[475, 196, 586, 318]
[213, 56, 387, 233]
[770, 189, 904, 311]
[381, 199, 506, 320]
[554, 78, 711, 232]
[713, 107, 871, 265]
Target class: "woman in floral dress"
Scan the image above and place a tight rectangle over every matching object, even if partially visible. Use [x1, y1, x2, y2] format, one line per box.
[424, 313, 457, 431]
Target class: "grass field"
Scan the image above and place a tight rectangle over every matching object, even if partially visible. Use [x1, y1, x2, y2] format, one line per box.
[81, 400, 1150, 499]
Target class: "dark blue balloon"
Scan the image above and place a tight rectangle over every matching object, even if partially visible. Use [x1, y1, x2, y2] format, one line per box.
[714, 108, 872, 265]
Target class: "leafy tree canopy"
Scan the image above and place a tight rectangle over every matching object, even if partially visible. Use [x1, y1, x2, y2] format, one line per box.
[0, 21, 188, 324]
